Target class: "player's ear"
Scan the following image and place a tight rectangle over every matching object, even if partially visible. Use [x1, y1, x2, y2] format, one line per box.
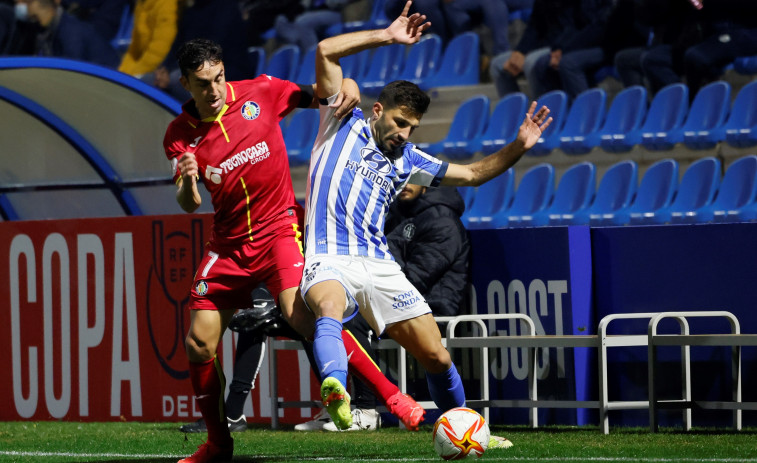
[372, 102, 383, 121]
[180, 75, 190, 92]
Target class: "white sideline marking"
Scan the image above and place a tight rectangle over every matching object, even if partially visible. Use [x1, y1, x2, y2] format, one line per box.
[1, 451, 756, 462]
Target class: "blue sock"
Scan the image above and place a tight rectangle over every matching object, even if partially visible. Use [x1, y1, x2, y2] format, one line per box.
[313, 317, 348, 387]
[427, 365, 466, 412]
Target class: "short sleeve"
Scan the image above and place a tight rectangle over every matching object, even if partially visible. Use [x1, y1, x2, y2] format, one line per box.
[406, 144, 449, 187]
[264, 75, 303, 119]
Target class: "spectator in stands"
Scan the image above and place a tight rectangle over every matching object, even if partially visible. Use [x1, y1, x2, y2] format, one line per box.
[60, 0, 128, 42]
[488, 0, 577, 99]
[271, 0, 360, 55]
[118, 0, 179, 77]
[238, 0, 302, 47]
[679, 0, 757, 96]
[530, 0, 648, 100]
[144, 0, 253, 102]
[385, 185, 471, 317]
[0, 1, 15, 52]
[444, 0, 534, 57]
[526, 0, 613, 99]
[17, 0, 119, 67]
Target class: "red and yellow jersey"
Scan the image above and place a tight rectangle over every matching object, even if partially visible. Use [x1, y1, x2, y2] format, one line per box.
[163, 75, 302, 245]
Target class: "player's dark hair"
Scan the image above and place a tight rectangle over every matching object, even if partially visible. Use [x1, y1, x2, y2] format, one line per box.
[378, 80, 430, 116]
[177, 39, 224, 78]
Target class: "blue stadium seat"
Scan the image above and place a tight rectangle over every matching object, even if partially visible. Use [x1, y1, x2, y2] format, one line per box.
[464, 168, 514, 229]
[294, 46, 316, 84]
[419, 32, 479, 90]
[341, 49, 371, 80]
[571, 160, 638, 225]
[681, 81, 731, 149]
[110, 3, 134, 54]
[326, 0, 390, 36]
[457, 186, 476, 212]
[523, 161, 596, 226]
[723, 80, 757, 148]
[696, 155, 757, 223]
[616, 159, 679, 225]
[360, 44, 406, 95]
[588, 85, 647, 153]
[396, 34, 442, 85]
[283, 110, 319, 167]
[248, 47, 266, 77]
[636, 83, 689, 151]
[641, 157, 721, 224]
[265, 45, 300, 81]
[417, 94, 490, 159]
[733, 55, 757, 75]
[558, 88, 607, 154]
[492, 163, 555, 228]
[468, 92, 528, 156]
[527, 90, 569, 156]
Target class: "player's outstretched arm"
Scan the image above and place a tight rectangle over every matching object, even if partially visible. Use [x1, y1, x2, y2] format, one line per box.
[441, 102, 552, 187]
[315, 0, 430, 100]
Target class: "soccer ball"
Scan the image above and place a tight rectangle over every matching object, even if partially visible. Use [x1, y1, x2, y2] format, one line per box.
[432, 407, 490, 460]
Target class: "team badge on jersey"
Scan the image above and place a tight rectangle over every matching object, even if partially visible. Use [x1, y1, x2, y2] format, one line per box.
[196, 280, 209, 296]
[241, 101, 260, 120]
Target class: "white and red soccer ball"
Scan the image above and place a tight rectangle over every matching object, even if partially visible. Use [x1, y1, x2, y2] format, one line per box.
[432, 407, 490, 460]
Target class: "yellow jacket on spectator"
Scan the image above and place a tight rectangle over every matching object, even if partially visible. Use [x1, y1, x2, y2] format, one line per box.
[118, 0, 180, 76]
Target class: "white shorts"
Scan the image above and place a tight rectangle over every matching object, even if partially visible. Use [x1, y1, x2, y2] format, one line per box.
[300, 254, 431, 334]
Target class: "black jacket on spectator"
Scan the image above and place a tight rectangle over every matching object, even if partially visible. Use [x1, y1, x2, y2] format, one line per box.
[385, 186, 471, 317]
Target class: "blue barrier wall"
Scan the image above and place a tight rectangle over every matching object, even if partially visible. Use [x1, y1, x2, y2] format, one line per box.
[469, 223, 757, 427]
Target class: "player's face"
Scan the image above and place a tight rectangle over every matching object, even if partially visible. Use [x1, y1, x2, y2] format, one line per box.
[372, 104, 421, 158]
[398, 184, 425, 201]
[181, 60, 227, 120]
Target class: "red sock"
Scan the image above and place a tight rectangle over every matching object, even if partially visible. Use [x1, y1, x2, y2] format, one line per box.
[189, 356, 231, 446]
[342, 329, 399, 404]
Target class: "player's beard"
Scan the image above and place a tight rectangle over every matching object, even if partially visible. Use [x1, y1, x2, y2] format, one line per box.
[380, 142, 404, 161]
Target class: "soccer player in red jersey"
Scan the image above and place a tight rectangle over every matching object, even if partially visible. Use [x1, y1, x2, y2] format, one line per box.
[164, 39, 423, 463]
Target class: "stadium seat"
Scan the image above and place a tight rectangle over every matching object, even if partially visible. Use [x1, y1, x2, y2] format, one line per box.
[733, 55, 757, 75]
[641, 157, 721, 224]
[527, 90, 569, 156]
[419, 32, 479, 90]
[491, 163, 555, 228]
[265, 45, 300, 81]
[522, 161, 596, 226]
[571, 160, 638, 225]
[588, 85, 647, 153]
[636, 83, 689, 151]
[464, 168, 514, 229]
[680, 81, 731, 149]
[360, 44, 406, 95]
[617, 159, 679, 225]
[283, 110, 319, 167]
[110, 3, 134, 54]
[723, 80, 757, 148]
[457, 186, 476, 212]
[396, 34, 442, 85]
[558, 88, 607, 154]
[341, 49, 371, 80]
[294, 46, 316, 84]
[416, 94, 490, 159]
[468, 92, 528, 156]
[248, 47, 266, 77]
[695, 155, 757, 223]
[325, 0, 390, 36]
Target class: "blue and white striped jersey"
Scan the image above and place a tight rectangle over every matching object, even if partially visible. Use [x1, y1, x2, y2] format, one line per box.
[304, 99, 448, 260]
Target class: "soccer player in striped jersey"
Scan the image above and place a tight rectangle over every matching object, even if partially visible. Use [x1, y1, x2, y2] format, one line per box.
[165, 39, 423, 463]
[301, 1, 552, 432]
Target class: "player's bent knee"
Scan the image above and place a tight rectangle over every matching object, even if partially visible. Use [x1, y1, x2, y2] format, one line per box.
[185, 334, 216, 362]
[420, 347, 453, 374]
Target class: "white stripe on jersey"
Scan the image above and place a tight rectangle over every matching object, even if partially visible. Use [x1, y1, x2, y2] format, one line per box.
[304, 95, 448, 260]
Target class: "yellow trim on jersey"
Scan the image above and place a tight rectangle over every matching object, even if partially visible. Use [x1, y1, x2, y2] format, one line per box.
[203, 104, 230, 143]
[227, 82, 236, 102]
[239, 177, 254, 241]
[187, 120, 197, 129]
[293, 223, 303, 256]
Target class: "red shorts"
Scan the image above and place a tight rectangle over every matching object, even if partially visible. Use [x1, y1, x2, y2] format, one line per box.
[189, 210, 304, 311]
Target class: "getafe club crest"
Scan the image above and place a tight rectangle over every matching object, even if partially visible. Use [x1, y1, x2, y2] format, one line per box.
[241, 101, 260, 120]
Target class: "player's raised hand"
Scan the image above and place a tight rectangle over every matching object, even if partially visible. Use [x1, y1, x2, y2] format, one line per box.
[385, 0, 431, 45]
[516, 101, 552, 151]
